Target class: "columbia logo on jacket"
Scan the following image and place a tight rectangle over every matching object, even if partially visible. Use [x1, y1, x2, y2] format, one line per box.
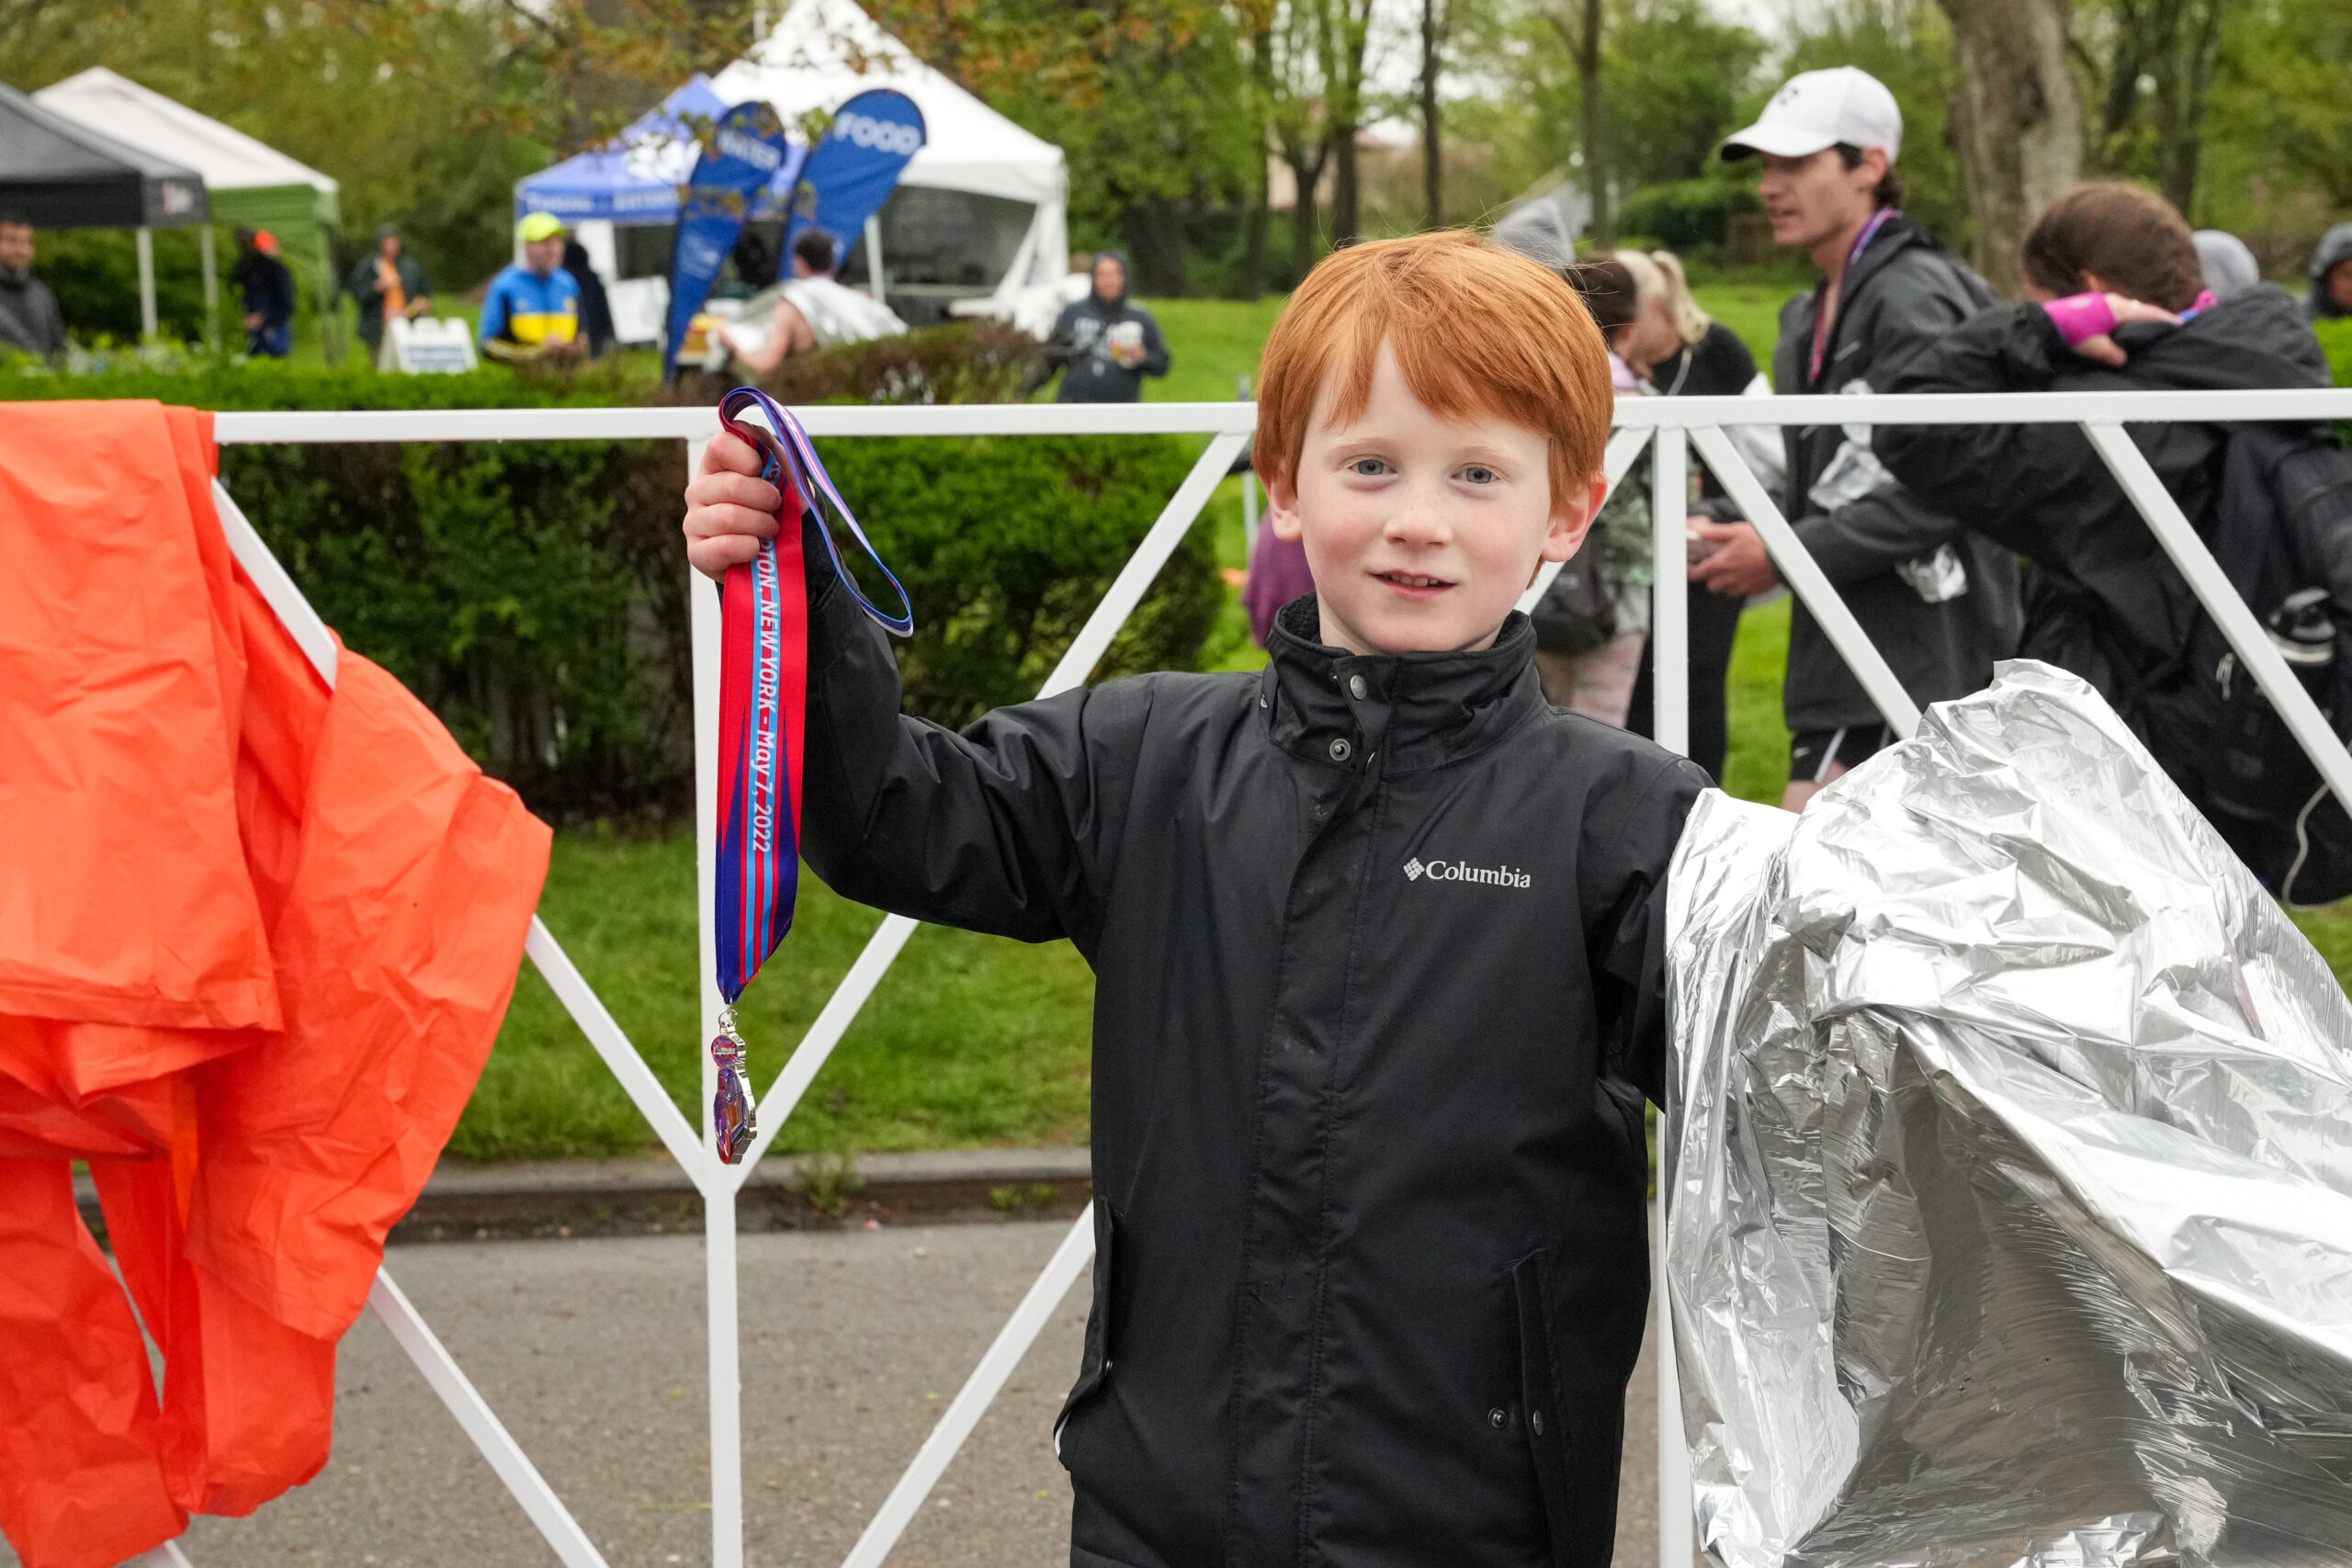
[1403, 856, 1532, 887]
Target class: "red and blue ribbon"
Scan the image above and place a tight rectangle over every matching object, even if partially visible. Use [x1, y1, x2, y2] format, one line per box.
[709, 386, 912, 1161]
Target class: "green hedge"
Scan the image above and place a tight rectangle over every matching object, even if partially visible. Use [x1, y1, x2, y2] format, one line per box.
[0, 337, 1224, 818]
[1617, 177, 1764, 254]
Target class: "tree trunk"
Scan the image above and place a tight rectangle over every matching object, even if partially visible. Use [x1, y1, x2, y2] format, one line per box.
[1332, 129, 1361, 245]
[1937, 0, 2084, 297]
[1125, 196, 1191, 297]
[1577, 0, 1610, 246]
[2153, 0, 2227, 217]
[1286, 145, 1329, 281]
[2095, 0, 2147, 160]
[1419, 0, 1445, 229]
[1237, 23, 1274, 298]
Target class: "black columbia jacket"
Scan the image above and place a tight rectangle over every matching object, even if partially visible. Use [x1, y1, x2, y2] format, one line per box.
[798, 547, 1708, 1568]
[1873, 286, 2334, 711]
[1772, 215, 2020, 733]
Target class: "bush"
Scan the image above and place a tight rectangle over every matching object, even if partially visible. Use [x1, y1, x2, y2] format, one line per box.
[1616, 177, 1764, 254]
[24, 228, 217, 346]
[673, 319, 1040, 406]
[0, 330, 1226, 818]
[815, 434, 1220, 728]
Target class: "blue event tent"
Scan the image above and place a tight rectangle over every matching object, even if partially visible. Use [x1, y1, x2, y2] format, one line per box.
[515, 76, 808, 224]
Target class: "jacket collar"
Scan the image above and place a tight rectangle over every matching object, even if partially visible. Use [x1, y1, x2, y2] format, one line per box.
[1795, 213, 1931, 387]
[1256, 593, 1546, 777]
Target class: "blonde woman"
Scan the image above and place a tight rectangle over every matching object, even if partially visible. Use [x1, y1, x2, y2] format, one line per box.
[1561, 250, 1775, 783]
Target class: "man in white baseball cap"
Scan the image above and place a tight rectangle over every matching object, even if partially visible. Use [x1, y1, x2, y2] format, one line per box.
[1687, 65, 2019, 810]
[1722, 65, 1903, 164]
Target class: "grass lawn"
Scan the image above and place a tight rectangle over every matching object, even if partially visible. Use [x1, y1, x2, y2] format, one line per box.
[459, 835, 1095, 1161]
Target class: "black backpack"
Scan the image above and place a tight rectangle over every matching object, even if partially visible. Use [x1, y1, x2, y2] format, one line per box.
[2194, 421, 2352, 905]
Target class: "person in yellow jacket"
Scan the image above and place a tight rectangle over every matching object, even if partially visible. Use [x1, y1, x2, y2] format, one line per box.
[480, 212, 584, 363]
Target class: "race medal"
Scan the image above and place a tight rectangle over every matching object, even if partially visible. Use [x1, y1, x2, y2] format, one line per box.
[709, 387, 913, 1164]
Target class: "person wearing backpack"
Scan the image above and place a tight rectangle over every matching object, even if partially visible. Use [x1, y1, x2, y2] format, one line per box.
[1873, 181, 2347, 897]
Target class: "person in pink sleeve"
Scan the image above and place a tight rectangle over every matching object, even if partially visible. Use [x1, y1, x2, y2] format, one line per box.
[1874, 180, 2338, 888]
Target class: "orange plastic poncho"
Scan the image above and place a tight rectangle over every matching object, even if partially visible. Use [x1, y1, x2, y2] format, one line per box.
[0, 401, 552, 1568]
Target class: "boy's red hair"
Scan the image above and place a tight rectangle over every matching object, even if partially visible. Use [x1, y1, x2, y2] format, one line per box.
[1255, 231, 1614, 503]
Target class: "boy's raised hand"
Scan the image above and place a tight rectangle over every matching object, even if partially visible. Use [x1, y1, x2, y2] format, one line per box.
[683, 430, 785, 580]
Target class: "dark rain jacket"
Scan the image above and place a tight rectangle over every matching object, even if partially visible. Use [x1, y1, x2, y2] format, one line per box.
[232, 248, 298, 330]
[1873, 286, 2334, 713]
[1772, 215, 2020, 733]
[797, 543, 1709, 1568]
[1036, 253, 1170, 404]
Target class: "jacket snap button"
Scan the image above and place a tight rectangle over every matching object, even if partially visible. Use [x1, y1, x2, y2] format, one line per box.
[1329, 738, 1351, 762]
[1348, 674, 1367, 700]
[1531, 1409, 1545, 1437]
[1487, 1407, 1508, 1429]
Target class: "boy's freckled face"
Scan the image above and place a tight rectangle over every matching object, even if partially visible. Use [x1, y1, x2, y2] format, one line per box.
[1267, 341, 1603, 659]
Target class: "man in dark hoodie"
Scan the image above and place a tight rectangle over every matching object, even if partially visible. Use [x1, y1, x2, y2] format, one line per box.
[1031, 251, 1170, 402]
[2308, 221, 2352, 323]
[1688, 67, 2020, 809]
[1874, 181, 2335, 870]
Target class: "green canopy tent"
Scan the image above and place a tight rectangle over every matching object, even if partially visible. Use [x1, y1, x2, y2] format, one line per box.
[34, 67, 341, 354]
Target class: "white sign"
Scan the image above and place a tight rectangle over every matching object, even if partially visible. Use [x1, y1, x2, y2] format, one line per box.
[382, 317, 480, 375]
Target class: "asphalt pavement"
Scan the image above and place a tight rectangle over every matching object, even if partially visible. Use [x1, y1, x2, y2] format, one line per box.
[9, 1219, 1664, 1567]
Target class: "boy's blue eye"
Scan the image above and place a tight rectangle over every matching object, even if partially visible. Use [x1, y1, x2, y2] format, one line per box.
[1350, 458, 1388, 477]
[1461, 465, 1498, 485]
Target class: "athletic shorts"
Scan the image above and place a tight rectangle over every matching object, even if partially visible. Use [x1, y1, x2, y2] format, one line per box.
[1790, 724, 1894, 784]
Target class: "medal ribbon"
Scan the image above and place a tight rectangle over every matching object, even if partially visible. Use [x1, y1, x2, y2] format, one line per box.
[708, 386, 913, 1162]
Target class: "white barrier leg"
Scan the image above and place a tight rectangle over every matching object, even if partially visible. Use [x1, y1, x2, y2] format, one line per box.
[368, 1269, 611, 1568]
[1651, 426, 1695, 1568]
[685, 435, 749, 1568]
[1655, 1190, 1693, 1568]
[836, 1207, 1098, 1568]
[1651, 428, 1690, 758]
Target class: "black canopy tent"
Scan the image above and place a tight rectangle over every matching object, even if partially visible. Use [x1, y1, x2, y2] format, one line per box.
[1, 80, 207, 338]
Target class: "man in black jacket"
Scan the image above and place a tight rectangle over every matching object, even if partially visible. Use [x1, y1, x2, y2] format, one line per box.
[685, 231, 1707, 1568]
[1030, 251, 1170, 402]
[1690, 67, 2019, 808]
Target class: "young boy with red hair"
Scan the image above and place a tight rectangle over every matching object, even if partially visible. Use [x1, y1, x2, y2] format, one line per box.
[684, 231, 1707, 1567]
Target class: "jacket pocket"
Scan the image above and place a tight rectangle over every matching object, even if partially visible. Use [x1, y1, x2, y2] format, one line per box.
[1053, 1201, 1119, 1462]
[1510, 1247, 1585, 1568]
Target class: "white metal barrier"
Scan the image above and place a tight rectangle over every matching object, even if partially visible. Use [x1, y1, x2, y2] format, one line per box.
[192, 385, 2352, 1568]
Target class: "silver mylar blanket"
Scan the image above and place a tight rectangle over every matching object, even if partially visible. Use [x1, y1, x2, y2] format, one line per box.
[1664, 660, 2352, 1568]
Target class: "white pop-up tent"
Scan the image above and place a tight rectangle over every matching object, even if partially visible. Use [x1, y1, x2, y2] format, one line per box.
[34, 67, 340, 347]
[550, 0, 1069, 343]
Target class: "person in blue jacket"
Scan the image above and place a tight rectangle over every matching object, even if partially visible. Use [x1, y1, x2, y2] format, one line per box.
[480, 213, 583, 363]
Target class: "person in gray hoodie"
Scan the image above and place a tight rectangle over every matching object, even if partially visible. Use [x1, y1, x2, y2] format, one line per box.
[1029, 250, 1170, 402]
